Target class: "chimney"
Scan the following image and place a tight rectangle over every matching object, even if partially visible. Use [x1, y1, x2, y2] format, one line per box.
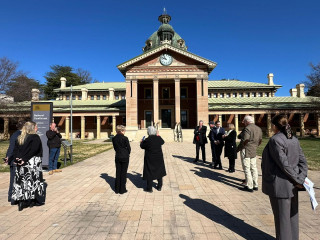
[60, 77, 66, 89]
[81, 88, 88, 101]
[296, 84, 305, 98]
[31, 89, 40, 101]
[267, 73, 274, 85]
[109, 88, 115, 100]
[290, 88, 297, 97]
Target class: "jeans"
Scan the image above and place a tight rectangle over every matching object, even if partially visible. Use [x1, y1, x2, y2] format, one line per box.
[49, 148, 61, 171]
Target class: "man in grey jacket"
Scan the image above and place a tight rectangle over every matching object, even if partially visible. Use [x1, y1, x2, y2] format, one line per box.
[237, 115, 262, 192]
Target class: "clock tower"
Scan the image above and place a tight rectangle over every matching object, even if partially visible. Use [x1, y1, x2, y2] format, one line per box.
[117, 10, 217, 130]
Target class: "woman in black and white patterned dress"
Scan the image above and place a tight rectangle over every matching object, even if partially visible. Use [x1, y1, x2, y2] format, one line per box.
[10, 121, 45, 211]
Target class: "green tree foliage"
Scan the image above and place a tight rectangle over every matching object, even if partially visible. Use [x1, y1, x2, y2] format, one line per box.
[43, 65, 93, 99]
[6, 75, 42, 102]
[306, 63, 320, 97]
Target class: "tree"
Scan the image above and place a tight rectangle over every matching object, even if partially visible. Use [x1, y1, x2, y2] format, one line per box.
[0, 57, 21, 94]
[306, 62, 320, 97]
[6, 75, 42, 102]
[43, 65, 93, 100]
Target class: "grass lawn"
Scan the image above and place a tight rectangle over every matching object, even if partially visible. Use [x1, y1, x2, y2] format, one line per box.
[257, 137, 320, 170]
[0, 140, 113, 172]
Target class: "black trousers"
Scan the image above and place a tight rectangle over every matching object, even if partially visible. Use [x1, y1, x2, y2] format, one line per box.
[210, 141, 216, 163]
[147, 178, 163, 190]
[214, 145, 223, 167]
[8, 165, 15, 202]
[228, 157, 235, 171]
[115, 160, 129, 194]
[196, 142, 206, 161]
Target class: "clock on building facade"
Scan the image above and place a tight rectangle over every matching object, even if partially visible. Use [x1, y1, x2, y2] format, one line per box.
[160, 53, 173, 66]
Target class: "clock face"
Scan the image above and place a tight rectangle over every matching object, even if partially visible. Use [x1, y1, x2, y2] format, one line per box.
[160, 53, 173, 66]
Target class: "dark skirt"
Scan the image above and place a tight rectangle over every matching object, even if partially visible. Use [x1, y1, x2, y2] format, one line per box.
[12, 156, 45, 203]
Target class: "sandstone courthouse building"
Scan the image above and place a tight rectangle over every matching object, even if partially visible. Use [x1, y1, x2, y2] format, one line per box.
[1, 12, 320, 141]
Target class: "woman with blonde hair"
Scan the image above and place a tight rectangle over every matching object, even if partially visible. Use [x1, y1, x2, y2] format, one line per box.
[10, 121, 45, 211]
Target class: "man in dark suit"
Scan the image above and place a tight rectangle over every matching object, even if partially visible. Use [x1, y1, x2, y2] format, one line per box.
[208, 121, 216, 167]
[212, 121, 225, 169]
[193, 120, 207, 163]
[112, 125, 131, 194]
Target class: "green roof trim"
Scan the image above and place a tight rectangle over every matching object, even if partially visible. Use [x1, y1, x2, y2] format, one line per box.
[208, 80, 282, 89]
[54, 82, 126, 92]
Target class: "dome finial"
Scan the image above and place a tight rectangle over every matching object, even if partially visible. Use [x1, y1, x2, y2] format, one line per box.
[158, 8, 171, 24]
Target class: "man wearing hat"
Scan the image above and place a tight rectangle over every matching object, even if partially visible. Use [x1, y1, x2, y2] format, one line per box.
[208, 121, 216, 166]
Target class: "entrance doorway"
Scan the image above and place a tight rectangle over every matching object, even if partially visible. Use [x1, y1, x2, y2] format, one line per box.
[145, 111, 152, 128]
[181, 110, 188, 128]
[161, 109, 171, 128]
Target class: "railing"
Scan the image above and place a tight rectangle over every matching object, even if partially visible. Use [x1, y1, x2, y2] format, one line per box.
[173, 122, 183, 142]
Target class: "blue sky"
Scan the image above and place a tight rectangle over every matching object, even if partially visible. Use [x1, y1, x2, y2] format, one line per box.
[1, 0, 319, 96]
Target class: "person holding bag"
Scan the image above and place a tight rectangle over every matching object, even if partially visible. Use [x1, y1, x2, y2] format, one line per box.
[262, 114, 308, 240]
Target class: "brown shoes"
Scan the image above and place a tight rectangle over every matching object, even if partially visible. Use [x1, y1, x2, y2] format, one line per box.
[53, 169, 62, 173]
[49, 171, 53, 175]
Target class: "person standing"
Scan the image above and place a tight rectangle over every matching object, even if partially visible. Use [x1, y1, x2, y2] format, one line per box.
[4, 120, 26, 204]
[112, 125, 131, 194]
[208, 121, 216, 167]
[140, 126, 166, 193]
[10, 121, 45, 211]
[193, 120, 207, 163]
[237, 116, 262, 192]
[212, 121, 225, 169]
[262, 114, 308, 240]
[46, 123, 62, 175]
[223, 123, 237, 173]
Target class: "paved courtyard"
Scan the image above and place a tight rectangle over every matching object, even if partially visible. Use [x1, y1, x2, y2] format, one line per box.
[0, 142, 319, 240]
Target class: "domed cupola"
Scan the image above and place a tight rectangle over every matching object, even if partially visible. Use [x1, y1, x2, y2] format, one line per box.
[143, 9, 188, 52]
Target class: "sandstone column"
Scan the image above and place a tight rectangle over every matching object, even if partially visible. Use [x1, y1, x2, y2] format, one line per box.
[300, 113, 305, 137]
[65, 117, 70, 139]
[112, 116, 116, 135]
[196, 76, 209, 124]
[81, 116, 85, 140]
[174, 78, 181, 124]
[153, 77, 159, 126]
[267, 113, 272, 137]
[109, 88, 115, 100]
[4, 117, 9, 140]
[219, 115, 222, 124]
[252, 114, 255, 124]
[97, 115, 101, 139]
[235, 114, 239, 134]
[126, 79, 138, 130]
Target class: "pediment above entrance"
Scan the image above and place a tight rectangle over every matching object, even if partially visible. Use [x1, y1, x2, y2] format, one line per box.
[117, 44, 217, 77]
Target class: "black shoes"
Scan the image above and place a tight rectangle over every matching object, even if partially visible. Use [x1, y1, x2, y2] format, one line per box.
[214, 166, 223, 170]
[203, 160, 206, 163]
[193, 159, 199, 163]
[253, 187, 258, 191]
[156, 185, 162, 191]
[144, 188, 153, 193]
[228, 169, 235, 173]
[240, 186, 253, 193]
[18, 201, 24, 211]
[120, 190, 128, 194]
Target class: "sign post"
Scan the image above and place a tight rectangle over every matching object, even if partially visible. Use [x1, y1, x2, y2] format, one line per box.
[31, 102, 53, 168]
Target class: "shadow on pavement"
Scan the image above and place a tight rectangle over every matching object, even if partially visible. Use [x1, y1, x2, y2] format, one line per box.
[180, 194, 274, 240]
[172, 154, 207, 165]
[100, 173, 115, 192]
[127, 171, 144, 189]
[192, 166, 243, 189]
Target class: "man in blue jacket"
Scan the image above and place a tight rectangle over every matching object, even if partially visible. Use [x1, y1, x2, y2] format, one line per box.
[212, 121, 225, 169]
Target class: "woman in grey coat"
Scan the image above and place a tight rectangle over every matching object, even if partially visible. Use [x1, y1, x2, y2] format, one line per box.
[262, 114, 308, 240]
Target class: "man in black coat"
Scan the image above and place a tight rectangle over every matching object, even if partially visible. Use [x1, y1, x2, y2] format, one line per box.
[46, 123, 62, 175]
[5, 120, 25, 204]
[112, 125, 131, 194]
[193, 120, 208, 163]
[212, 121, 225, 169]
[208, 121, 216, 167]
